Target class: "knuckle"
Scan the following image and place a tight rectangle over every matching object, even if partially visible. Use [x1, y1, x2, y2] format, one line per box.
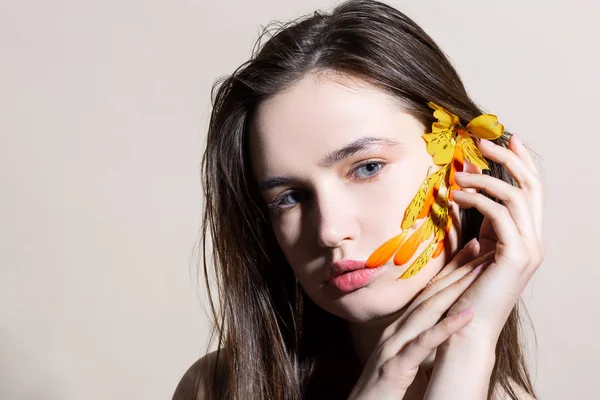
[440, 316, 456, 332]
[529, 174, 544, 191]
[422, 280, 440, 296]
[539, 244, 546, 261]
[376, 346, 394, 363]
[413, 332, 431, 349]
[530, 248, 545, 270]
[499, 203, 511, 216]
[379, 360, 417, 387]
[454, 271, 476, 290]
[416, 297, 435, 314]
[512, 188, 527, 204]
[379, 359, 399, 380]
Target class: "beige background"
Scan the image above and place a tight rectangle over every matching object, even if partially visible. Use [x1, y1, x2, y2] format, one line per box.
[1, 0, 597, 399]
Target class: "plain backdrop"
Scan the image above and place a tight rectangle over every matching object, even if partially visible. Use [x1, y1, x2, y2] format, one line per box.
[1, 0, 598, 399]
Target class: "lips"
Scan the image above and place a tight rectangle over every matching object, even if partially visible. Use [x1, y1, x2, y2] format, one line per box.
[328, 259, 384, 293]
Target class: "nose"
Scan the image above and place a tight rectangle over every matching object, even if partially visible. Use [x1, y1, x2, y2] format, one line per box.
[314, 187, 359, 249]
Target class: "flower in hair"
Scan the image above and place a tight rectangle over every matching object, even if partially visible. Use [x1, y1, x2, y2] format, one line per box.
[365, 102, 504, 279]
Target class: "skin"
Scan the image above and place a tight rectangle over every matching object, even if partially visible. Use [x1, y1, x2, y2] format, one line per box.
[249, 70, 545, 399]
[250, 71, 463, 364]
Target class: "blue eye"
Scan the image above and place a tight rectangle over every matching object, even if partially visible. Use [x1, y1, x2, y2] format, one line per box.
[267, 160, 387, 215]
[279, 192, 301, 206]
[352, 161, 385, 179]
[268, 190, 305, 213]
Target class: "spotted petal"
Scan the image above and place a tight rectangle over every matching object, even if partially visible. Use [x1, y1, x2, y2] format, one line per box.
[458, 130, 489, 170]
[401, 166, 447, 230]
[399, 239, 439, 280]
[401, 167, 431, 231]
[422, 130, 455, 165]
[430, 183, 449, 241]
[432, 238, 445, 259]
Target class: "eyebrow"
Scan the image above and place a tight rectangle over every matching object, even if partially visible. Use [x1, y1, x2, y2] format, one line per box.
[257, 136, 402, 192]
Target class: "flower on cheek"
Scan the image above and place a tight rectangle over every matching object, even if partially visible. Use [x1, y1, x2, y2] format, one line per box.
[365, 102, 504, 279]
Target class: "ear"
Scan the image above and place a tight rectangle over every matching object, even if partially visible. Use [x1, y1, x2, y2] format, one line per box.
[461, 159, 482, 194]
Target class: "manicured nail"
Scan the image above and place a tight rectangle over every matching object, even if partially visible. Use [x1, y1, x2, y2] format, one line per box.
[465, 238, 477, 249]
[511, 133, 521, 146]
[471, 262, 489, 275]
[457, 307, 474, 317]
[479, 139, 492, 147]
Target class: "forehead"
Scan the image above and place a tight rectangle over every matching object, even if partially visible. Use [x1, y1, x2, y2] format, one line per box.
[249, 72, 424, 175]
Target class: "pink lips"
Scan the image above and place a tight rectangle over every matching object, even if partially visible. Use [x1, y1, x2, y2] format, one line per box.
[328, 259, 384, 293]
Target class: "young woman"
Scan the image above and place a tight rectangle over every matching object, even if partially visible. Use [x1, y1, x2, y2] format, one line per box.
[174, 1, 545, 399]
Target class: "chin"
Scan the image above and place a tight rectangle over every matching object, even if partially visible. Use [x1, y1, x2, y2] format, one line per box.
[312, 282, 417, 323]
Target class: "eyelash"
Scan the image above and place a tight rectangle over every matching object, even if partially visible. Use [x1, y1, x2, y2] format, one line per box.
[267, 160, 388, 215]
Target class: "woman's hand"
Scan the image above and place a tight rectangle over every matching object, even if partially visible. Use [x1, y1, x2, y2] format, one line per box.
[348, 242, 494, 400]
[424, 134, 545, 399]
[446, 133, 545, 345]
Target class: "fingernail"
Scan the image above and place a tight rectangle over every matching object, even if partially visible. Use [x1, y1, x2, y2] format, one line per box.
[464, 238, 477, 249]
[479, 139, 492, 147]
[511, 133, 521, 146]
[471, 262, 489, 275]
[457, 307, 474, 317]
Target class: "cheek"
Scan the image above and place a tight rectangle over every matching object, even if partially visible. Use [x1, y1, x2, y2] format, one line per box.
[270, 216, 307, 270]
[360, 160, 436, 240]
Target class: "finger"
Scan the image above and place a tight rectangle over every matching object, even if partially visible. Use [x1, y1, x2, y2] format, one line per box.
[432, 237, 480, 281]
[480, 137, 545, 245]
[478, 138, 541, 197]
[421, 251, 495, 300]
[380, 253, 491, 345]
[380, 262, 488, 358]
[406, 255, 493, 319]
[453, 172, 537, 240]
[509, 134, 545, 241]
[450, 190, 520, 247]
[509, 134, 541, 178]
[391, 308, 474, 372]
[461, 159, 482, 194]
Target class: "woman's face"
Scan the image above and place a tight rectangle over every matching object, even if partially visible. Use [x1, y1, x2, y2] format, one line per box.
[250, 72, 460, 323]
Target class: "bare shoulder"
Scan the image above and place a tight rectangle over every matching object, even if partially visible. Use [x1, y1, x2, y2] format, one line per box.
[492, 377, 536, 400]
[172, 350, 221, 400]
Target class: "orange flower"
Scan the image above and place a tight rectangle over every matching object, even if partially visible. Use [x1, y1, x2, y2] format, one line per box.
[365, 102, 504, 279]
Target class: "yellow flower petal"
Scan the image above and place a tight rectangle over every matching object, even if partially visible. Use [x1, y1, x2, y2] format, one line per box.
[401, 171, 430, 231]
[398, 239, 439, 280]
[430, 183, 449, 241]
[422, 130, 456, 165]
[467, 114, 504, 140]
[401, 166, 447, 230]
[458, 131, 489, 170]
[428, 102, 460, 130]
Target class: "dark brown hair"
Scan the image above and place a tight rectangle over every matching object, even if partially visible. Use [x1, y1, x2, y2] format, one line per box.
[197, 0, 536, 398]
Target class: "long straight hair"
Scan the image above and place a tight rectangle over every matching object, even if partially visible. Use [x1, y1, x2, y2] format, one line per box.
[198, 0, 536, 398]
